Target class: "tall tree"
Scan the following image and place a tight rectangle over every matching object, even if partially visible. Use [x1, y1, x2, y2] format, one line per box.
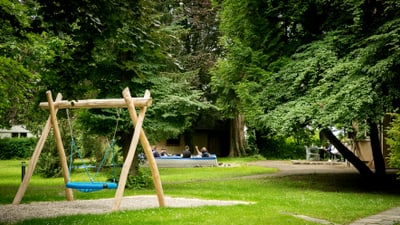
[27, 0, 217, 174]
[212, 0, 400, 177]
[0, 0, 48, 128]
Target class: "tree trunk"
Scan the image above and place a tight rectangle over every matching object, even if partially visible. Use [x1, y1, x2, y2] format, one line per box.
[368, 119, 386, 177]
[320, 128, 374, 178]
[229, 114, 247, 157]
[120, 130, 139, 176]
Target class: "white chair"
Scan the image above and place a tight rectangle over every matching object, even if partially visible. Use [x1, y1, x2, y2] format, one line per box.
[306, 146, 320, 161]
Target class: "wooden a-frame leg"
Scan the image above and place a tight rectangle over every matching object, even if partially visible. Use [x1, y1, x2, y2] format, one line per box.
[123, 89, 165, 208]
[112, 88, 165, 211]
[12, 93, 63, 204]
[47, 91, 74, 201]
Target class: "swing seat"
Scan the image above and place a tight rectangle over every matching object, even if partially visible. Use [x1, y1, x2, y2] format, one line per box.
[66, 181, 118, 192]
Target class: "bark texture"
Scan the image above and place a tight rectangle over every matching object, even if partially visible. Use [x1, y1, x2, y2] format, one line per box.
[229, 114, 247, 157]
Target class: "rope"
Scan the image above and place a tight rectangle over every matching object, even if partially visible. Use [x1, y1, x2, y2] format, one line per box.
[112, 108, 120, 141]
[66, 108, 74, 181]
[110, 108, 121, 182]
[66, 109, 94, 182]
[66, 108, 121, 184]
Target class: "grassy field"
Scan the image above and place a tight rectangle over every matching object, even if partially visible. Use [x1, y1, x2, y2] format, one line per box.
[1, 158, 400, 225]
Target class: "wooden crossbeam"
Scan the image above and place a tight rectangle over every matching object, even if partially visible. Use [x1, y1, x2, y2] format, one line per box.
[39, 97, 152, 109]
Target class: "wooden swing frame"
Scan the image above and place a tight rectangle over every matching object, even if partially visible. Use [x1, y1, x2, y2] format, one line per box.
[12, 87, 165, 211]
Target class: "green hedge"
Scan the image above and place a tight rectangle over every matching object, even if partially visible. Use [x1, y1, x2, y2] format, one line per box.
[258, 136, 306, 159]
[386, 113, 400, 170]
[0, 138, 37, 159]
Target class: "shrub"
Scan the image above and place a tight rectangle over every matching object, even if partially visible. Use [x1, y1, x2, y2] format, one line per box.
[36, 134, 63, 178]
[386, 113, 400, 171]
[258, 135, 305, 159]
[125, 169, 153, 190]
[0, 137, 37, 159]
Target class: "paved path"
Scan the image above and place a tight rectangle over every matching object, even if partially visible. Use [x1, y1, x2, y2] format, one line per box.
[349, 207, 400, 225]
[249, 160, 400, 225]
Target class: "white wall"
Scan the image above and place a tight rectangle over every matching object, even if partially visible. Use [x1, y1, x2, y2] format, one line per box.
[0, 125, 34, 138]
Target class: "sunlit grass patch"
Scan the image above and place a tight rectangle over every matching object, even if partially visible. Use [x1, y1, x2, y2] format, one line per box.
[2, 158, 400, 225]
[158, 165, 276, 183]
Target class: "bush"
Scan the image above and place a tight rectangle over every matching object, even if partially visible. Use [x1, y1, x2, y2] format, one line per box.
[36, 150, 63, 178]
[386, 113, 400, 170]
[125, 169, 153, 190]
[36, 134, 63, 178]
[0, 137, 37, 159]
[258, 135, 305, 159]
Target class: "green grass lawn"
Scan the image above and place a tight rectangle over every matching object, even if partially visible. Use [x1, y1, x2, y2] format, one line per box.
[1, 159, 400, 225]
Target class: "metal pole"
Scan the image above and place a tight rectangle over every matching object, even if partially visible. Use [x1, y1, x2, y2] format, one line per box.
[21, 161, 26, 182]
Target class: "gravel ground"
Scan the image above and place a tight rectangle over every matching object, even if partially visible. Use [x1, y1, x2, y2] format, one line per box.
[0, 195, 251, 224]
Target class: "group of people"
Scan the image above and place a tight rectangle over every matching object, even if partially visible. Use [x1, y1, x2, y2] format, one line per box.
[152, 145, 211, 158]
[151, 146, 168, 157]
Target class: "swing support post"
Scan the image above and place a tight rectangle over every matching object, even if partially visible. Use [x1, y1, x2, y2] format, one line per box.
[47, 91, 74, 201]
[12, 87, 165, 210]
[13, 94, 63, 204]
[112, 88, 165, 211]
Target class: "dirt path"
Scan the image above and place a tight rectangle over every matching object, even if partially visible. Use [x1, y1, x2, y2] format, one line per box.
[247, 160, 358, 177]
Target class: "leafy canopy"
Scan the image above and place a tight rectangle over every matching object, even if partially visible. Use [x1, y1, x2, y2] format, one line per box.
[212, 0, 400, 137]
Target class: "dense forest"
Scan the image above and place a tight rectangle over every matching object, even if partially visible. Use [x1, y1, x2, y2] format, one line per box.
[2, 0, 400, 178]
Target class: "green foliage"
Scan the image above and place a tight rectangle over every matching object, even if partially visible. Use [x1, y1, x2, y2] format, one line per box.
[257, 136, 305, 159]
[35, 117, 73, 178]
[145, 70, 218, 140]
[0, 56, 36, 127]
[386, 113, 400, 171]
[0, 0, 222, 160]
[36, 150, 63, 178]
[36, 133, 62, 178]
[211, 0, 400, 162]
[0, 0, 53, 128]
[125, 169, 153, 190]
[0, 137, 37, 159]
[26, 0, 217, 150]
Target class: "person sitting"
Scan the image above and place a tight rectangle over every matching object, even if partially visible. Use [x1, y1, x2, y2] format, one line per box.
[195, 145, 210, 157]
[327, 143, 342, 161]
[160, 148, 168, 157]
[319, 145, 328, 160]
[152, 146, 160, 158]
[182, 145, 191, 158]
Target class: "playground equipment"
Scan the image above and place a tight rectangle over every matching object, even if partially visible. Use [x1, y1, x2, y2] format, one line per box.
[12, 87, 165, 211]
[65, 108, 119, 192]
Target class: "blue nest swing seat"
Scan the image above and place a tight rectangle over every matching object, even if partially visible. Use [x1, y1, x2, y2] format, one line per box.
[66, 136, 119, 192]
[66, 181, 117, 192]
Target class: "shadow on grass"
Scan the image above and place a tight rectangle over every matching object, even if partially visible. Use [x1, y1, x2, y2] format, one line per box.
[276, 172, 400, 195]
